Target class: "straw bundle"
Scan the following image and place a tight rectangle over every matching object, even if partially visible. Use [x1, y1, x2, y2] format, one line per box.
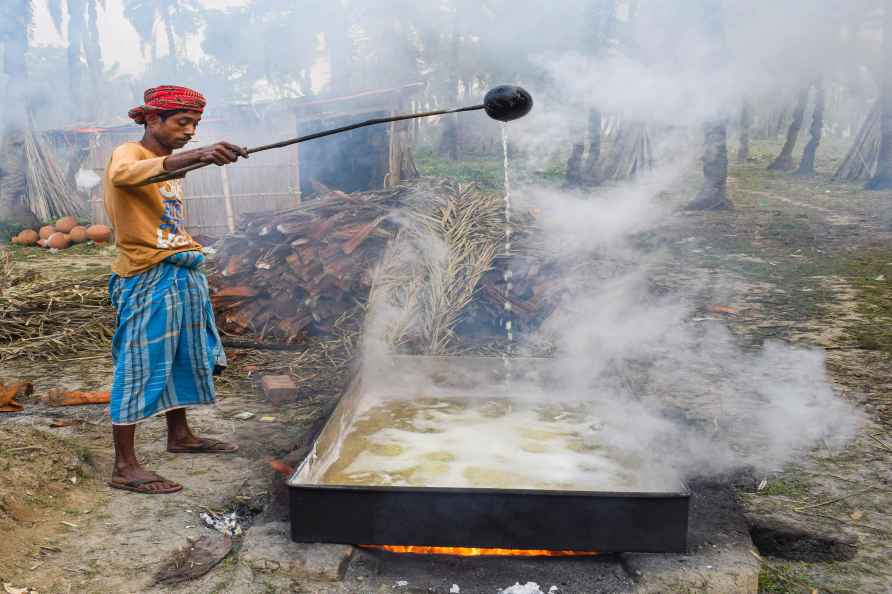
[23, 125, 84, 221]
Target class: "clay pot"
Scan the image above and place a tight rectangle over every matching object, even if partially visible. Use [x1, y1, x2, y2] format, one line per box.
[69, 226, 88, 243]
[47, 232, 71, 250]
[55, 216, 78, 233]
[39, 225, 56, 240]
[86, 224, 112, 243]
[18, 229, 39, 246]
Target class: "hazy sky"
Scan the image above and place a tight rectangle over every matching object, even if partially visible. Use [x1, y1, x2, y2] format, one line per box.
[31, 0, 248, 75]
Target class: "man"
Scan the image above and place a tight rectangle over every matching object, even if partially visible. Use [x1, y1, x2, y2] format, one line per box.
[104, 85, 246, 494]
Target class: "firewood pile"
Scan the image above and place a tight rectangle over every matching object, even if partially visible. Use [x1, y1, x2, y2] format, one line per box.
[209, 178, 560, 348]
[210, 185, 404, 344]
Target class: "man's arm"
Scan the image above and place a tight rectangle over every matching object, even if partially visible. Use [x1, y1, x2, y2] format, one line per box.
[163, 142, 249, 172]
[109, 142, 249, 187]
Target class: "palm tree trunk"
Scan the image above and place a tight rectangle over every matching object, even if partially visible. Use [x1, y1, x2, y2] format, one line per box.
[582, 108, 603, 184]
[565, 142, 585, 187]
[1, 0, 40, 227]
[737, 100, 751, 163]
[867, 0, 892, 190]
[164, 17, 177, 58]
[768, 85, 809, 171]
[686, 0, 731, 211]
[565, 1, 613, 186]
[439, 14, 462, 161]
[797, 79, 825, 175]
[67, 0, 85, 121]
[84, 1, 103, 119]
[687, 120, 731, 210]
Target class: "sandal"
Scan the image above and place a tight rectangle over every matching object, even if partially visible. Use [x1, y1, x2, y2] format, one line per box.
[167, 438, 239, 454]
[108, 476, 182, 495]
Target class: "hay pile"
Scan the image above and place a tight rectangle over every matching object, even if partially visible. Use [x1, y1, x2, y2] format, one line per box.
[0, 272, 113, 362]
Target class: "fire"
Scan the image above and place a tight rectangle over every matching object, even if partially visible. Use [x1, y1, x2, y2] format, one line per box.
[361, 545, 599, 557]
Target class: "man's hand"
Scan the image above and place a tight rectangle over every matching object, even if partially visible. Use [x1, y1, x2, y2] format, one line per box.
[162, 141, 249, 173]
[196, 142, 249, 166]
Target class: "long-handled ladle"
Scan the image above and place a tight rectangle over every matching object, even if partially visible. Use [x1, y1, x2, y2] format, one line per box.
[140, 85, 533, 186]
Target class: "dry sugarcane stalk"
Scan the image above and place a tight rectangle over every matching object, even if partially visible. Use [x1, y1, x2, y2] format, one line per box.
[0, 274, 114, 362]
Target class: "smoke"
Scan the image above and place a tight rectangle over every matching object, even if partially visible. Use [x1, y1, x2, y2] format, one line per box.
[527, 167, 861, 486]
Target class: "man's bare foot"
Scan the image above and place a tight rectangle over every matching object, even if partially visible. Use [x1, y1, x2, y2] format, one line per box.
[167, 435, 239, 454]
[166, 409, 238, 454]
[109, 465, 182, 494]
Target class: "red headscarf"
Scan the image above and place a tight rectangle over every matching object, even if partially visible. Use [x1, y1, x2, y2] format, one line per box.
[128, 85, 206, 124]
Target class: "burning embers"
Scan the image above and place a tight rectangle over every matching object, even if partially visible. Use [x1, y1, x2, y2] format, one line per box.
[362, 545, 599, 557]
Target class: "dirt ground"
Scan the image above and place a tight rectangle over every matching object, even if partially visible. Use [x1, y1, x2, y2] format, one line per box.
[1, 147, 891, 594]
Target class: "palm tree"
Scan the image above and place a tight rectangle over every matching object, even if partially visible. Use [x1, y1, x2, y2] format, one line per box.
[566, 0, 616, 187]
[796, 79, 826, 175]
[201, 0, 327, 100]
[67, 0, 105, 121]
[686, 0, 732, 211]
[124, 0, 200, 63]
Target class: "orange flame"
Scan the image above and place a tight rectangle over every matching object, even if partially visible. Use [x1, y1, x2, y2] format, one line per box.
[361, 545, 598, 557]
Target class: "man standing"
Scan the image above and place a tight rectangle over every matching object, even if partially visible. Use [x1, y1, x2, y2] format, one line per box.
[104, 85, 246, 494]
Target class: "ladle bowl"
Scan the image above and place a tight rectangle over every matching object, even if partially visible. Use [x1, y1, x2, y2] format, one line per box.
[484, 85, 534, 122]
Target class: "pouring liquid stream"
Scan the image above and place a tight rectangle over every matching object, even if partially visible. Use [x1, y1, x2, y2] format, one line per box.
[501, 123, 513, 390]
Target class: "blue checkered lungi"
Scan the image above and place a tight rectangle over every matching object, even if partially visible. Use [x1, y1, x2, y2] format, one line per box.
[109, 251, 226, 425]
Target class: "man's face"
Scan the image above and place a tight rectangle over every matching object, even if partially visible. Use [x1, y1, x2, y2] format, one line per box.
[146, 110, 202, 150]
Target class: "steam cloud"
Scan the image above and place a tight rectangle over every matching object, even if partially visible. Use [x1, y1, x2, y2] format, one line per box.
[356, 158, 860, 491]
[525, 165, 860, 487]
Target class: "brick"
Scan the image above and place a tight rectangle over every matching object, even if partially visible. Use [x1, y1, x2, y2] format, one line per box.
[240, 521, 354, 582]
[260, 375, 299, 404]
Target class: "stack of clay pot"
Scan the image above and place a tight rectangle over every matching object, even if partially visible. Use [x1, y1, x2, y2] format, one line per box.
[10, 216, 112, 250]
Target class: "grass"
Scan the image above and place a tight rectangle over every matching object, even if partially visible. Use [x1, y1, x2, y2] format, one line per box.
[414, 146, 505, 189]
[758, 563, 819, 594]
[413, 144, 569, 189]
[758, 474, 812, 498]
[6, 240, 109, 260]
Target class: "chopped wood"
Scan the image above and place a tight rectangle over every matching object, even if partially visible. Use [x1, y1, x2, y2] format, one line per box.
[45, 390, 111, 407]
[0, 382, 32, 413]
[208, 179, 560, 348]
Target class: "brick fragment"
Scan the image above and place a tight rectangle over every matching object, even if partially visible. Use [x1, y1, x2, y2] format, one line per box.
[260, 375, 299, 405]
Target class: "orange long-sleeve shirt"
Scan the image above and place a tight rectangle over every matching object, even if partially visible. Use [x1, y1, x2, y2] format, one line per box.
[103, 142, 201, 276]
